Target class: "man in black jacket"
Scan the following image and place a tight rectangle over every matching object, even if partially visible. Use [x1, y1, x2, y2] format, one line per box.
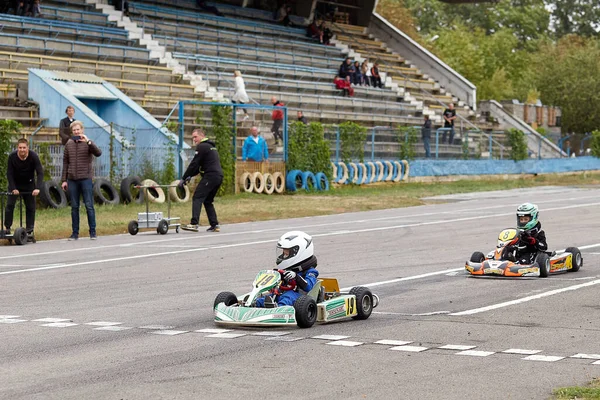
[180, 129, 224, 232]
[59, 105, 76, 145]
[5, 138, 43, 238]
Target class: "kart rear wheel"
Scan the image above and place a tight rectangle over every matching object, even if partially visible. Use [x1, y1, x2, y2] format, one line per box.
[214, 292, 238, 308]
[536, 252, 550, 278]
[295, 295, 317, 328]
[350, 286, 374, 320]
[565, 247, 582, 272]
[470, 251, 485, 263]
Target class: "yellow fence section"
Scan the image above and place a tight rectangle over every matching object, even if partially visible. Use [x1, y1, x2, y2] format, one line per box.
[235, 161, 286, 194]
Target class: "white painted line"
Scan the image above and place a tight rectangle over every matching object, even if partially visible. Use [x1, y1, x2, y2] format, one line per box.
[502, 349, 542, 355]
[375, 340, 413, 346]
[327, 340, 364, 347]
[0, 318, 28, 324]
[94, 326, 133, 331]
[341, 269, 464, 291]
[138, 325, 175, 330]
[252, 331, 291, 337]
[374, 311, 451, 316]
[570, 353, 600, 359]
[522, 355, 564, 362]
[311, 335, 350, 341]
[33, 318, 72, 323]
[593, 360, 600, 365]
[265, 336, 306, 342]
[0, 315, 21, 319]
[41, 322, 79, 328]
[438, 345, 477, 350]
[450, 278, 600, 316]
[205, 332, 247, 339]
[85, 321, 122, 326]
[194, 328, 232, 334]
[389, 345, 429, 352]
[456, 350, 495, 357]
[150, 330, 189, 336]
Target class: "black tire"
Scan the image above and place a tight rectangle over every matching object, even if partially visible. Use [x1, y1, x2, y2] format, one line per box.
[349, 286, 374, 320]
[128, 220, 139, 235]
[13, 227, 27, 245]
[39, 180, 67, 209]
[214, 291, 238, 308]
[470, 251, 485, 263]
[565, 247, 582, 272]
[536, 252, 550, 278]
[93, 178, 120, 205]
[294, 295, 317, 328]
[120, 176, 144, 204]
[157, 219, 169, 235]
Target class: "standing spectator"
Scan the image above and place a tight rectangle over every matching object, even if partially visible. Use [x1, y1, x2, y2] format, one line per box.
[61, 121, 102, 240]
[442, 103, 457, 144]
[232, 70, 249, 121]
[370, 63, 382, 88]
[421, 115, 432, 158]
[59, 105, 76, 145]
[242, 126, 269, 162]
[320, 21, 332, 45]
[4, 138, 43, 239]
[353, 61, 362, 85]
[338, 57, 352, 79]
[297, 110, 308, 125]
[271, 96, 285, 145]
[196, 0, 223, 17]
[361, 60, 370, 86]
[180, 129, 223, 233]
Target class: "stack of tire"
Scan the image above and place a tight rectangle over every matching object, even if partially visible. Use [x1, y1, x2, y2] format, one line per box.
[330, 160, 410, 185]
[285, 170, 330, 193]
[37, 176, 191, 209]
[239, 172, 285, 194]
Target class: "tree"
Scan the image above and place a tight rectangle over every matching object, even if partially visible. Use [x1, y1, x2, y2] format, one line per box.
[550, 0, 600, 39]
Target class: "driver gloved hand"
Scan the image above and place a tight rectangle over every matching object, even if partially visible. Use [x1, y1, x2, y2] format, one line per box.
[283, 270, 296, 281]
[525, 236, 537, 246]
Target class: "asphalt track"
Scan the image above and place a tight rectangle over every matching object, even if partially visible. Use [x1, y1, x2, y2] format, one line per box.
[1, 185, 599, 399]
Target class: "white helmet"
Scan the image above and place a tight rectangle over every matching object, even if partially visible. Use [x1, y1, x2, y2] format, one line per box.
[276, 231, 314, 270]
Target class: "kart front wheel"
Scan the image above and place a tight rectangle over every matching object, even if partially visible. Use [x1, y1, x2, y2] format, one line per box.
[214, 291, 238, 308]
[470, 251, 485, 263]
[295, 295, 317, 328]
[350, 286, 374, 320]
[536, 253, 550, 278]
[565, 247, 582, 272]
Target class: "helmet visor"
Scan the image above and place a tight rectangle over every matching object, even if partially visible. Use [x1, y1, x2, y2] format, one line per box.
[276, 245, 299, 265]
[517, 214, 532, 229]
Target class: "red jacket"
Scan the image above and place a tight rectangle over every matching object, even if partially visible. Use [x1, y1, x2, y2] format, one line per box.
[272, 101, 284, 120]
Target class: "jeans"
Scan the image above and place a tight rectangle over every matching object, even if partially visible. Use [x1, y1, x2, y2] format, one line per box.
[4, 189, 36, 233]
[68, 178, 96, 236]
[191, 174, 222, 227]
[422, 136, 431, 158]
[442, 127, 455, 144]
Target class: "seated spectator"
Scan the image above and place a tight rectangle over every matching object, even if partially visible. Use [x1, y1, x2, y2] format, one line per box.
[353, 61, 362, 85]
[307, 19, 322, 42]
[320, 22, 332, 45]
[297, 110, 308, 125]
[31, 0, 41, 17]
[370, 63, 382, 88]
[334, 75, 354, 97]
[338, 57, 352, 79]
[278, 4, 293, 26]
[197, 0, 224, 17]
[347, 61, 356, 84]
[361, 60, 370, 86]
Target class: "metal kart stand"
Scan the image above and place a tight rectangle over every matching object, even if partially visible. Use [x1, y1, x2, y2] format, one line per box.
[127, 184, 181, 235]
[0, 192, 35, 245]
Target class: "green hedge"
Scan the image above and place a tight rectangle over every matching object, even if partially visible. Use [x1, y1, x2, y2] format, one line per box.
[287, 121, 332, 180]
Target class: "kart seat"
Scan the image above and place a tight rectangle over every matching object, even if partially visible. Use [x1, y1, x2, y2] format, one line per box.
[307, 281, 324, 302]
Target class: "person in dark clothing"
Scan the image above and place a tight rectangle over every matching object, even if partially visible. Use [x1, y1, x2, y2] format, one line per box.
[320, 21, 332, 45]
[442, 103, 456, 144]
[180, 129, 223, 232]
[352, 61, 362, 85]
[297, 110, 308, 125]
[421, 115, 432, 158]
[514, 203, 548, 264]
[4, 138, 43, 238]
[59, 105, 76, 146]
[370, 63, 382, 88]
[338, 57, 352, 79]
[196, 0, 223, 17]
[111, 0, 129, 16]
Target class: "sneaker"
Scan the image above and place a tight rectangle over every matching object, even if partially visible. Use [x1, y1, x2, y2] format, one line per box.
[90, 232, 97, 240]
[181, 224, 200, 231]
[68, 234, 78, 241]
[206, 225, 220, 232]
[4, 228, 10, 235]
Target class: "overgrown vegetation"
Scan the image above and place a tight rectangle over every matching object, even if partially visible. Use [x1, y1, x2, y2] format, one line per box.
[210, 104, 235, 196]
[590, 130, 600, 158]
[0, 120, 21, 190]
[397, 126, 418, 160]
[507, 129, 529, 161]
[287, 121, 332, 179]
[339, 121, 367, 163]
[554, 377, 600, 399]
[36, 142, 53, 181]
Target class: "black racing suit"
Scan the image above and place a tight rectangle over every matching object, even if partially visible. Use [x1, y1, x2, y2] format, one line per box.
[515, 222, 548, 264]
[181, 138, 224, 227]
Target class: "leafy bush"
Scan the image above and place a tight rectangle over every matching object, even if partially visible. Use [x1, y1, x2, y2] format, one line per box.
[36, 142, 53, 181]
[287, 122, 332, 180]
[0, 120, 21, 190]
[339, 121, 367, 163]
[507, 128, 528, 161]
[591, 130, 600, 158]
[211, 105, 235, 196]
[397, 126, 418, 160]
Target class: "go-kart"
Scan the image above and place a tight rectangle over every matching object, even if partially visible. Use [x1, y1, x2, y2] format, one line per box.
[214, 269, 379, 328]
[465, 228, 583, 278]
